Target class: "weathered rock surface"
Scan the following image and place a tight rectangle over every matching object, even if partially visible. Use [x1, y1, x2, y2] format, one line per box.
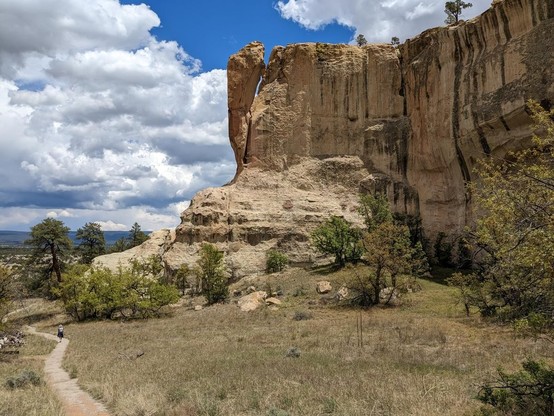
[265, 297, 282, 306]
[93, 229, 174, 270]
[224, 0, 553, 239]
[227, 41, 265, 179]
[316, 281, 333, 294]
[336, 286, 349, 301]
[401, 0, 554, 236]
[237, 291, 267, 312]
[163, 156, 367, 277]
[97, 0, 553, 277]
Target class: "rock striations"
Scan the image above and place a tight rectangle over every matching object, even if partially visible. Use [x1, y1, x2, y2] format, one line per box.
[96, 0, 553, 276]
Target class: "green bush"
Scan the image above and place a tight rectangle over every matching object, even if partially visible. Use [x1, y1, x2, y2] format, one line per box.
[452, 101, 554, 331]
[196, 244, 228, 305]
[173, 264, 191, 295]
[477, 360, 554, 416]
[266, 250, 288, 273]
[311, 216, 362, 267]
[5, 369, 41, 389]
[55, 264, 179, 321]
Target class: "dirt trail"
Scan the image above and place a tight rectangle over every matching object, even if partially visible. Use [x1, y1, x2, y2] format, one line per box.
[25, 326, 111, 416]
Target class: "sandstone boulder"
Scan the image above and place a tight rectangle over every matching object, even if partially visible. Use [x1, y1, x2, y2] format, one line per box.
[265, 297, 282, 306]
[336, 287, 349, 301]
[316, 281, 332, 294]
[379, 287, 401, 306]
[237, 291, 267, 312]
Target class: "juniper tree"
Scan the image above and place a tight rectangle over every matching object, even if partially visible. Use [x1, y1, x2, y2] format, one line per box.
[444, 0, 473, 24]
[76, 222, 106, 264]
[26, 218, 72, 283]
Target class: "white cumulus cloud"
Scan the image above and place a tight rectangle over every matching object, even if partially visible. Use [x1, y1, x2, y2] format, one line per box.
[0, 0, 233, 231]
[276, 0, 492, 43]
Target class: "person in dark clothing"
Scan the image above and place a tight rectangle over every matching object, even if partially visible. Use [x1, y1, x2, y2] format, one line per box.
[57, 324, 64, 342]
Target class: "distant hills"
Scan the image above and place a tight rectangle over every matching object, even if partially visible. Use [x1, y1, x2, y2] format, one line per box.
[0, 230, 150, 248]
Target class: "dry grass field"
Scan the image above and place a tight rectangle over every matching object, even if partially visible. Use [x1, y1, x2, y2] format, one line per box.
[28, 266, 551, 416]
[0, 331, 63, 416]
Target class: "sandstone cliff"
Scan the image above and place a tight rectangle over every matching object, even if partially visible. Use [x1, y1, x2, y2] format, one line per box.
[402, 0, 554, 235]
[98, 0, 554, 276]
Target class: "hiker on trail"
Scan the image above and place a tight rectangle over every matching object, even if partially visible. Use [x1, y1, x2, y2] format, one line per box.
[57, 324, 64, 342]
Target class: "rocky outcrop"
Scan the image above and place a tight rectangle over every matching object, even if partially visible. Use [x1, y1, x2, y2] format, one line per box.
[165, 157, 368, 276]
[222, 0, 553, 240]
[93, 229, 174, 270]
[171, 0, 553, 275]
[227, 41, 265, 179]
[402, 0, 554, 236]
[99, 0, 553, 277]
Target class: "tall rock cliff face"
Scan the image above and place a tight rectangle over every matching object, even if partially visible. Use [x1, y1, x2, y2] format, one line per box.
[402, 0, 554, 236]
[166, 0, 553, 275]
[96, 0, 553, 277]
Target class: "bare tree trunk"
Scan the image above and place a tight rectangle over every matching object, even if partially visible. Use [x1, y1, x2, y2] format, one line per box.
[50, 243, 62, 282]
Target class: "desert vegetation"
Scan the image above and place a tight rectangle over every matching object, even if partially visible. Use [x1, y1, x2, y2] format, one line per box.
[26, 267, 549, 416]
[448, 101, 554, 415]
[54, 264, 179, 321]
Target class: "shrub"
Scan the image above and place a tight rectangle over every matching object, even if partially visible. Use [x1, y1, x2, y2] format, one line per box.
[348, 222, 419, 307]
[285, 347, 301, 358]
[477, 360, 554, 416]
[311, 216, 362, 267]
[266, 250, 288, 273]
[55, 264, 179, 320]
[450, 101, 554, 333]
[292, 311, 313, 321]
[358, 193, 392, 232]
[5, 369, 41, 389]
[174, 264, 191, 295]
[196, 244, 228, 305]
[0, 265, 14, 324]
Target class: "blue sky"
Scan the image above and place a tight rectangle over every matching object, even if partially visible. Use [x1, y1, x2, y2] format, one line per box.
[124, 0, 355, 71]
[0, 0, 490, 231]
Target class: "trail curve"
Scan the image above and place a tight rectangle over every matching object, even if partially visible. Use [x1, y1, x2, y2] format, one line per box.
[25, 326, 111, 416]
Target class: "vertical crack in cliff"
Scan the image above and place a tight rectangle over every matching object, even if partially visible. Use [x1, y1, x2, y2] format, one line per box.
[243, 112, 253, 166]
[452, 31, 472, 200]
[547, 0, 554, 20]
[398, 51, 408, 117]
[469, 21, 492, 156]
[499, 4, 512, 42]
[530, 0, 537, 26]
[363, 54, 369, 118]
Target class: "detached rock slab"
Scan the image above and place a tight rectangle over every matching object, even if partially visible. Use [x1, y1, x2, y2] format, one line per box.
[265, 297, 282, 306]
[316, 281, 332, 294]
[238, 291, 267, 312]
[379, 287, 401, 306]
[336, 286, 349, 301]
